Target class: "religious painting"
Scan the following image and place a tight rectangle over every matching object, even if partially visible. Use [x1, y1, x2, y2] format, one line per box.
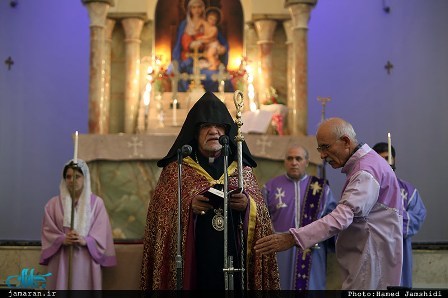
[155, 0, 244, 92]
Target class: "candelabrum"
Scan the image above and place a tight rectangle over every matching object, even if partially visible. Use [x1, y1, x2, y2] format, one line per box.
[317, 96, 331, 123]
[170, 98, 179, 126]
[155, 92, 164, 127]
[317, 96, 331, 181]
[237, 56, 256, 112]
[219, 80, 225, 103]
[137, 64, 153, 133]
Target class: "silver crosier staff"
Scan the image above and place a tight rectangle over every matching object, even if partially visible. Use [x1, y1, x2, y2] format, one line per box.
[222, 90, 246, 290]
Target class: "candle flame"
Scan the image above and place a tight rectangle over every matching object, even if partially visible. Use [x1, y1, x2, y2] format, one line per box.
[250, 102, 258, 112]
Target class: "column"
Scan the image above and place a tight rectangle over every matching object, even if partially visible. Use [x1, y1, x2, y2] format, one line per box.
[82, 0, 114, 134]
[121, 18, 144, 134]
[254, 19, 277, 107]
[104, 18, 116, 133]
[285, 0, 317, 135]
[243, 22, 258, 110]
[282, 20, 294, 135]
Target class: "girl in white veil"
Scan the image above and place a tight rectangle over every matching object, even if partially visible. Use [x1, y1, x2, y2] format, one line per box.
[40, 159, 116, 290]
[61, 159, 91, 238]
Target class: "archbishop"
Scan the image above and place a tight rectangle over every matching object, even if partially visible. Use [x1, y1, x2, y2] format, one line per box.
[140, 91, 280, 290]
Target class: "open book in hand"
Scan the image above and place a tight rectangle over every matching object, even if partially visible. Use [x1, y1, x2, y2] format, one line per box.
[202, 187, 243, 208]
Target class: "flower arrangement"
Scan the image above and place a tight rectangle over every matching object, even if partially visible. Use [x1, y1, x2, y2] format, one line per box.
[229, 68, 247, 91]
[260, 86, 287, 135]
[262, 86, 285, 105]
[271, 113, 284, 135]
[229, 56, 252, 91]
[149, 65, 171, 93]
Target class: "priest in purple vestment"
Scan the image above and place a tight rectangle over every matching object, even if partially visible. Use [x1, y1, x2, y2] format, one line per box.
[40, 159, 117, 290]
[373, 142, 427, 288]
[262, 144, 337, 290]
[255, 117, 403, 290]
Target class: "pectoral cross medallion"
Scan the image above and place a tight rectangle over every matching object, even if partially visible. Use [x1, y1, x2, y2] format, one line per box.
[212, 208, 224, 231]
[275, 187, 287, 209]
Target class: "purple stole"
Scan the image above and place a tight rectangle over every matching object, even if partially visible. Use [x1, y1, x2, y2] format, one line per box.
[295, 176, 325, 290]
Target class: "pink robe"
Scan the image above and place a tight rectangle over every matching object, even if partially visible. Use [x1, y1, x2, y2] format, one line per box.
[290, 144, 403, 290]
[40, 194, 116, 290]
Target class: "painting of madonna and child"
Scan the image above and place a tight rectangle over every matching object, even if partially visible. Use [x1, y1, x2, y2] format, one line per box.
[155, 0, 244, 93]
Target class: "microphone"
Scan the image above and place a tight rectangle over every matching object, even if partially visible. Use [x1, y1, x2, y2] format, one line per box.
[219, 135, 230, 157]
[219, 135, 229, 145]
[177, 145, 192, 164]
[180, 144, 192, 157]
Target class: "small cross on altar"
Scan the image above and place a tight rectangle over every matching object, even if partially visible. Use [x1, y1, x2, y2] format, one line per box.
[5, 56, 14, 70]
[184, 48, 206, 92]
[170, 60, 180, 103]
[211, 63, 231, 94]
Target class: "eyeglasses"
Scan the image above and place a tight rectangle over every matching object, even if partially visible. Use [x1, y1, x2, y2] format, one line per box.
[316, 139, 339, 153]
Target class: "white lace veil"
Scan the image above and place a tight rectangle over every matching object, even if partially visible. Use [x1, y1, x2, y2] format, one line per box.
[60, 159, 92, 237]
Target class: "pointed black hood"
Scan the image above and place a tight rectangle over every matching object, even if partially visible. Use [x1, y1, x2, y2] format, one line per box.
[157, 91, 257, 168]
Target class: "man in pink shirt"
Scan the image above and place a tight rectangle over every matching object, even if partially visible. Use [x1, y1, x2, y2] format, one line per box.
[255, 117, 403, 290]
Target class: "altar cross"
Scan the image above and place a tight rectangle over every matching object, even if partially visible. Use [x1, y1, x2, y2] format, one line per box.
[170, 60, 180, 102]
[5, 56, 14, 70]
[211, 63, 231, 93]
[184, 47, 206, 91]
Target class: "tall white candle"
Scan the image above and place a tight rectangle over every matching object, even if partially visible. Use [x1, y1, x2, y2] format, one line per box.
[387, 132, 392, 165]
[73, 131, 79, 164]
[173, 99, 178, 126]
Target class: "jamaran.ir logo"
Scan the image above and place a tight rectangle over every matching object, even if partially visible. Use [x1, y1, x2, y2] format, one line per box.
[6, 268, 52, 289]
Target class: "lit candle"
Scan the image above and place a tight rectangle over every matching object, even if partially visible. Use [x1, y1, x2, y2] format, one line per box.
[173, 98, 178, 126]
[73, 131, 78, 164]
[387, 132, 392, 165]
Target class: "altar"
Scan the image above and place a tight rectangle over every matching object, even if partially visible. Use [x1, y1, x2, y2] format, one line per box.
[136, 91, 243, 134]
[78, 133, 321, 240]
[79, 0, 321, 240]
